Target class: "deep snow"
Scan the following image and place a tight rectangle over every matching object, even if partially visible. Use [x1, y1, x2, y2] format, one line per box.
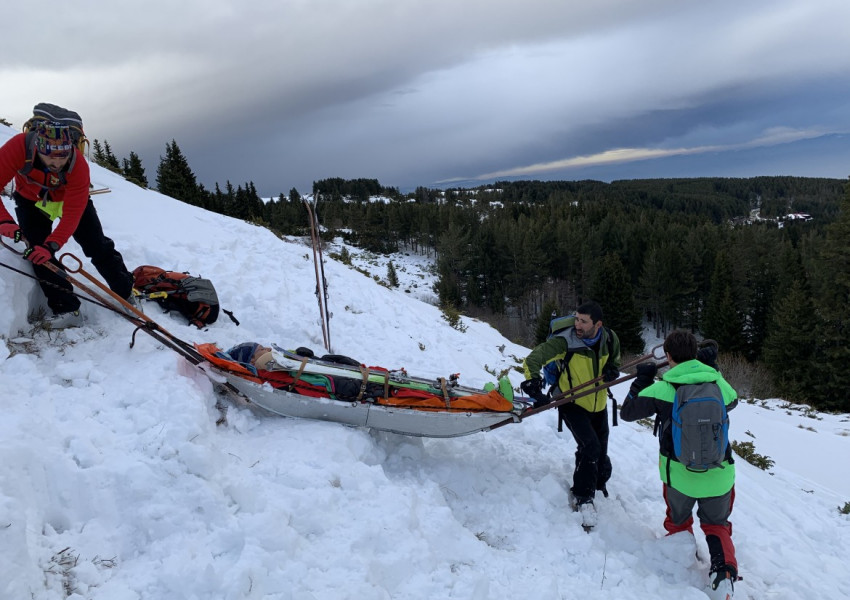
[1, 125, 849, 599]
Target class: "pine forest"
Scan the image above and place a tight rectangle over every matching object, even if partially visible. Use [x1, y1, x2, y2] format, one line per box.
[101, 140, 850, 411]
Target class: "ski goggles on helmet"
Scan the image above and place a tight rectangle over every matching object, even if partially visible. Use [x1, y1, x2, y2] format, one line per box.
[35, 122, 74, 158]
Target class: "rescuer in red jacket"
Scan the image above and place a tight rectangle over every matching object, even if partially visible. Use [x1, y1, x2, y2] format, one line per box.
[0, 121, 133, 328]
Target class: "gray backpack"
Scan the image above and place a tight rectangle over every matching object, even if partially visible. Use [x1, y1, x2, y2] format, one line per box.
[670, 382, 729, 472]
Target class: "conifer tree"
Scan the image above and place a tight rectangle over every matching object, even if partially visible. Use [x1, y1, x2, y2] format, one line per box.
[815, 180, 850, 319]
[91, 139, 121, 174]
[102, 140, 121, 172]
[533, 300, 560, 345]
[701, 251, 747, 355]
[122, 151, 148, 188]
[639, 247, 666, 337]
[811, 318, 850, 411]
[92, 139, 106, 165]
[155, 140, 200, 206]
[386, 261, 399, 288]
[808, 179, 850, 410]
[761, 278, 816, 402]
[435, 221, 469, 309]
[591, 253, 645, 354]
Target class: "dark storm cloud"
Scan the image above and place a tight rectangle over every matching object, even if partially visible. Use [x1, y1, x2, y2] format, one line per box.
[3, 0, 849, 196]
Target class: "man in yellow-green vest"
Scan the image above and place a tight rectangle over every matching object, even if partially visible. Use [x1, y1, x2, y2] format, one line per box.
[521, 301, 621, 528]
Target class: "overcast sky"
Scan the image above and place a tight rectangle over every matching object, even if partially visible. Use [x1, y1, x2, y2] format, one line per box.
[4, 0, 850, 196]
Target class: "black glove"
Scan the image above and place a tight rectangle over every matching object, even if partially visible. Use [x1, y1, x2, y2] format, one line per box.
[602, 363, 619, 382]
[697, 344, 719, 370]
[520, 377, 550, 407]
[627, 362, 657, 396]
[634, 362, 657, 384]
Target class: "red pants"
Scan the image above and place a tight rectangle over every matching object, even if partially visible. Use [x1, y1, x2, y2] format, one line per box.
[663, 484, 737, 573]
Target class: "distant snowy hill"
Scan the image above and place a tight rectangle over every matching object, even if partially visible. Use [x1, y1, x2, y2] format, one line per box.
[1, 124, 849, 599]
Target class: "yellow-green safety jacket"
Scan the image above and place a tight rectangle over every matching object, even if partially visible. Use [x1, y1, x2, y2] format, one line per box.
[621, 359, 738, 497]
[523, 326, 621, 413]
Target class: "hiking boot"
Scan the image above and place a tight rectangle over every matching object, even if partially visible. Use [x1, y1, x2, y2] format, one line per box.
[121, 290, 142, 315]
[43, 309, 82, 330]
[708, 566, 736, 600]
[568, 488, 597, 530]
[579, 500, 598, 529]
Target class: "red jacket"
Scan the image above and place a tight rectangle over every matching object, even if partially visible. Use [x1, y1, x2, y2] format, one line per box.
[0, 132, 90, 249]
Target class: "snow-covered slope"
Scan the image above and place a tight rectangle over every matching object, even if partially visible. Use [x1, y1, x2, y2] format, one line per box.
[1, 124, 848, 600]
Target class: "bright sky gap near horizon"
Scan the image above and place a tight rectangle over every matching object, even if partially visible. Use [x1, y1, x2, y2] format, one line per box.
[4, 0, 850, 197]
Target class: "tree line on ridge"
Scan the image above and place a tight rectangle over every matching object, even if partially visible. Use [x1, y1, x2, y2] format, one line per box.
[101, 140, 850, 411]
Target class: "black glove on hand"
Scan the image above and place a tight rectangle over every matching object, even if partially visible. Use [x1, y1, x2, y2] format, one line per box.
[635, 362, 657, 377]
[520, 377, 544, 399]
[696, 344, 719, 370]
[628, 362, 657, 395]
[634, 362, 657, 384]
[520, 377, 550, 407]
[602, 363, 619, 383]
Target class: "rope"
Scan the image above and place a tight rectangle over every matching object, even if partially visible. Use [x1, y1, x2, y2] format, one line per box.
[0, 258, 132, 315]
[1, 243, 201, 363]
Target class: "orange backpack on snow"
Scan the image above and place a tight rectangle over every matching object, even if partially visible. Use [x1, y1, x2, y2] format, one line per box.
[132, 265, 220, 328]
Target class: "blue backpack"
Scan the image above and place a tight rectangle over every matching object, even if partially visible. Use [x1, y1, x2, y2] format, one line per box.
[670, 381, 729, 471]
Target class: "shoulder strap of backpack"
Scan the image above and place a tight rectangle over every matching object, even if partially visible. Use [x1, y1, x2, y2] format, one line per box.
[655, 381, 681, 437]
[18, 131, 37, 179]
[555, 326, 615, 432]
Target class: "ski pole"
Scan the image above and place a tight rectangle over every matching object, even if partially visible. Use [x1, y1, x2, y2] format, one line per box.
[304, 196, 331, 352]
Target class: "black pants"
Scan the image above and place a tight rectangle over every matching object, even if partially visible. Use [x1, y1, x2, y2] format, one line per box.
[15, 194, 133, 313]
[559, 402, 612, 500]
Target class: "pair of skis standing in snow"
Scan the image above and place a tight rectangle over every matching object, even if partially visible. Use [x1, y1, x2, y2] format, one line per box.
[2, 106, 736, 599]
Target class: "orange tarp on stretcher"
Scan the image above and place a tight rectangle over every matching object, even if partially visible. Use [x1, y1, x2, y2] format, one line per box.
[376, 388, 514, 412]
[196, 343, 514, 412]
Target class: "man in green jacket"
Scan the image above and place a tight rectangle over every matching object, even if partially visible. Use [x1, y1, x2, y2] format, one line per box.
[620, 330, 738, 599]
[521, 301, 621, 527]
